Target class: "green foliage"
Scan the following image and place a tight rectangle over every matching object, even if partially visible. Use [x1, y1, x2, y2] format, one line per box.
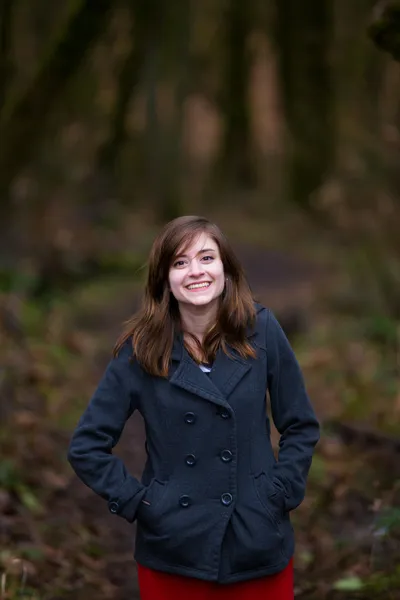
[0, 459, 43, 514]
[19, 547, 45, 562]
[307, 453, 328, 485]
[375, 506, 400, 531]
[96, 251, 146, 279]
[358, 314, 398, 349]
[15, 483, 43, 514]
[333, 575, 364, 591]
[0, 459, 21, 488]
[0, 267, 39, 295]
[19, 302, 48, 337]
[85, 541, 105, 559]
[365, 566, 400, 594]
[341, 242, 400, 323]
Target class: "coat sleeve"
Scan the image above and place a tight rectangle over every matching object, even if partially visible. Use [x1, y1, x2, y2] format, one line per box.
[266, 310, 320, 512]
[67, 339, 146, 522]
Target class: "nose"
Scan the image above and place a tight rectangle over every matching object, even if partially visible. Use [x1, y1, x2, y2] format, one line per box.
[188, 259, 205, 277]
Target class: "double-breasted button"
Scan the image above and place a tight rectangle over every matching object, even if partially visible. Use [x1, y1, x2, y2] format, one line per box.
[221, 493, 233, 506]
[108, 501, 119, 514]
[179, 495, 191, 508]
[185, 454, 196, 466]
[219, 408, 230, 419]
[220, 449, 233, 463]
[184, 412, 196, 424]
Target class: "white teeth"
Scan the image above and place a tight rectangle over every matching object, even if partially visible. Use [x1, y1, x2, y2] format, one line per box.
[187, 282, 211, 290]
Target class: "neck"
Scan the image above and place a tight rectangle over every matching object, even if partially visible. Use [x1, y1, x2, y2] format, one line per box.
[178, 300, 218, 343]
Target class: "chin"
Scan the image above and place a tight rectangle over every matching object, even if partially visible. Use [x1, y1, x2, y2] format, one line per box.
[187, 295, 220, 307]
[188, 298, 212, 306]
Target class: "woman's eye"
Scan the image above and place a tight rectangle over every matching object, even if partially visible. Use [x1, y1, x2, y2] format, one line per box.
[173, 260, 186, 267]
[202, 255, 214, 262]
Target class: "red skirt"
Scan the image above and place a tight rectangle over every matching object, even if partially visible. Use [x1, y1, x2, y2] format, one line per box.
[137, 558, 294, 600]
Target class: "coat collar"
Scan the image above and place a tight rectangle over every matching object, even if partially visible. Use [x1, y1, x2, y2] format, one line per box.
[170, 344, 252, 408]
[169, 303, 263, 408]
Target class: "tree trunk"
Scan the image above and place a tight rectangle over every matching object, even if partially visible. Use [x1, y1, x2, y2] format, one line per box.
[0, 0, 113, 200]
[159, 0, 191, 221]
[274, 0, 335, 209]
[142, 0, 163, 213]
[219, 0, 255, 188]
[96, 0, 150, 177]
[143, 0, 191, 221]
[87, 1, 147, 223]
[0, 0, 13, 115]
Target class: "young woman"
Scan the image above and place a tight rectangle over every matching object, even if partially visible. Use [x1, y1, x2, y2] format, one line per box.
[68, 215, 320, 599]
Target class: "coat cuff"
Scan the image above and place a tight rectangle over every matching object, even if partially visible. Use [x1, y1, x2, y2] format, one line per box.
[269, 466, 295, 511]
[273, 457, 312, 512]
[107, 477, 146, 522]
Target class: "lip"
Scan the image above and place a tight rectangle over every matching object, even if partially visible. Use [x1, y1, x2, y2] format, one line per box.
[185, 281, 212, 291]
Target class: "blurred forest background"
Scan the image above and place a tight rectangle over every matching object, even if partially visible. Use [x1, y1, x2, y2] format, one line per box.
[1, 0, 400, 598]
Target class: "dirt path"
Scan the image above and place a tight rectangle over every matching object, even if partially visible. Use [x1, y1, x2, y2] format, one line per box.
[65, 244, 328, 599]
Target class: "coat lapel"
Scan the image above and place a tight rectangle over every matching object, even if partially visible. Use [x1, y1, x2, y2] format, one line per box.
[208, 304, 261, 398]
[170, 356, 229, 408]
[169, 331, 254, 407]
[209, 345, 251, 398]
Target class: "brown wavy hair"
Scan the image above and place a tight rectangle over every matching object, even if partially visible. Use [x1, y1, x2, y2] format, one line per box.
[114, 215, 256, 377]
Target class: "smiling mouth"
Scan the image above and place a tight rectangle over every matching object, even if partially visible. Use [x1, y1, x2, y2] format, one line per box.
[186, 282, 211, 290]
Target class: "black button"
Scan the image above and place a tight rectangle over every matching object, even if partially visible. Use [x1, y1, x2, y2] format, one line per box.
[221, 449, 233, 463]
[185, 454, 196, 466]
[109, 501, 119, 514]
[221, 493, 233, 506]
[219, 409, 230, 419]
[179, 495, 191, 508]
[184, 412, 196, 424]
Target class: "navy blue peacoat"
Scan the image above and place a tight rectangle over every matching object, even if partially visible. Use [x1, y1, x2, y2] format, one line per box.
[67, 304, 320, 583]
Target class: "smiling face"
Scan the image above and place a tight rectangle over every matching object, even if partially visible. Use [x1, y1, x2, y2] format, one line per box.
[168, 232, 225, 310]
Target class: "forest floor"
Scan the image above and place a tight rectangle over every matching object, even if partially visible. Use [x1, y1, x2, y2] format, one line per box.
[1, 208, 399, 600]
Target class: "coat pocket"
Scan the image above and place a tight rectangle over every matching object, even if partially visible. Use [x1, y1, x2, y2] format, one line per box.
[252, 471, 285, 526]
[227, 474, 288, 573]
[137, 478, 167, 526]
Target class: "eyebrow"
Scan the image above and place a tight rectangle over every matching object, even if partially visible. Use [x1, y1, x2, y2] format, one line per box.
[176, 248, 217, 258]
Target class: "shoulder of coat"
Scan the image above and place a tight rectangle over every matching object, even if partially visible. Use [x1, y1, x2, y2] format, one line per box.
[114, 336, 146, 381]
[248, 302, 270, 347]
[254, 301, 267, 314]
[253, 301, 272, 323]
[114, 335, 137, 366]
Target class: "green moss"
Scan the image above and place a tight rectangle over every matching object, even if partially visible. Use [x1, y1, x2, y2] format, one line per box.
[307, 453, 328, 485]
[365, 565, 400, 593]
